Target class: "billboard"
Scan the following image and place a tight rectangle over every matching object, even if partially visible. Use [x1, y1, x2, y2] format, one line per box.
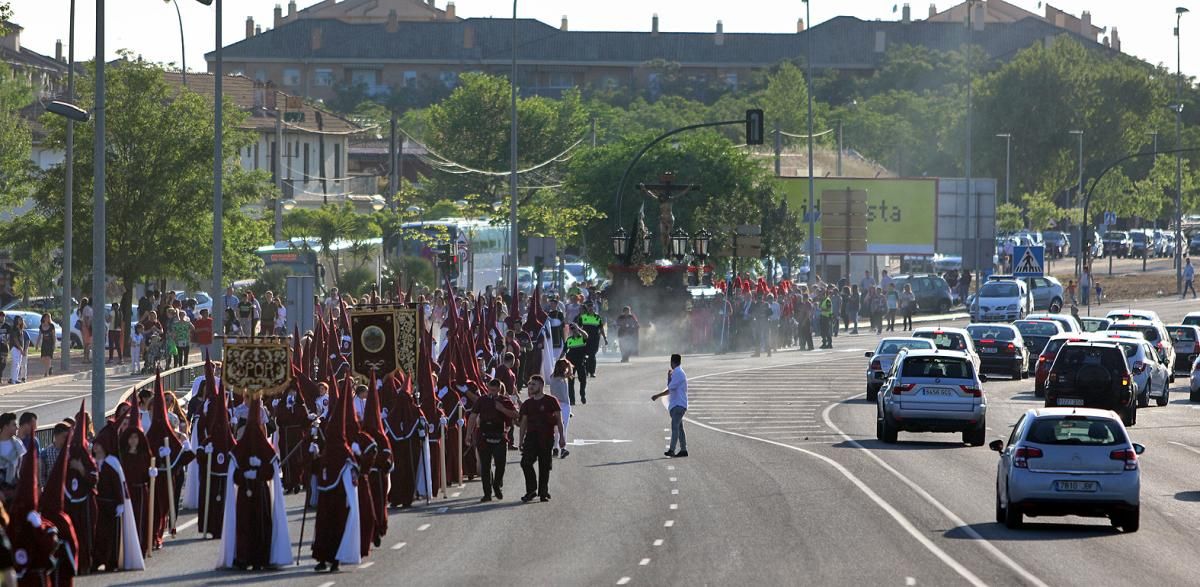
[776, 178, 938, 255]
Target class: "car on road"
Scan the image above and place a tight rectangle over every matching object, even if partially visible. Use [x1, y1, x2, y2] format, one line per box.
[1128, 230, 1151, 258]
[1042, 231, 1070, 259]
[1044, 340, 1137, 426]
[1094, 332, 1171, 407]
[1033, 333, 1094, 397]
[1014, 319, 1065, 366]
[888, 274, 954, 314]
[1190, 357, 1200, 401]
[1102, 231, 1133, 258]
[991, 408, 1142, 532]
[966, 323, 1029, 380]
[1182, 311, 1200, 328]
[1105, 309, 1164, 325]
[875, 348, 987, 446]
[970, 277, 1032, 322]
[1020, 276, 1065, 312]
[1166, 324, 1200, 377]
[864, 338, 935, 402]
[1190, 232, 1200, 255]
[1080, 317, 1112, 333]
[1107, 319, 1174, 377]
[911, 327, 981, 373]
[1025, 313, 1082, 334]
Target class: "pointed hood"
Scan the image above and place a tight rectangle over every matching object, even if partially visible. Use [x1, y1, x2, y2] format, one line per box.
[119, 393, 150, 459]
[416, 311, 440, 419]
[207, 380, 236, 454]
[69, 400, 96, 472]
[147, 370, 183, 458]
[233, 396, 274, 465]
[321, 376, 353, 468]
[363, 372, 388, 446]
[10, 439, 38, 517]
[93, 420, 119, 458]
[523, 286, 546, 335]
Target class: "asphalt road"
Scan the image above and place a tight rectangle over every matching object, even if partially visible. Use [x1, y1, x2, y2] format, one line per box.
[70, 295, 1200, 586]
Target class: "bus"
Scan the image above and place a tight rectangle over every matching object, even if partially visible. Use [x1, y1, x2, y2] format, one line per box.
[396, 218, 508, 291]
[255, 237, 385, 293]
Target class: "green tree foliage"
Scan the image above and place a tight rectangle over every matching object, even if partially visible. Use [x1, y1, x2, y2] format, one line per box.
[283, 202, 381, 287]
[0, 59, 32, 206]
[996, 203, 1024, 232]
[15, 58, 269, 308]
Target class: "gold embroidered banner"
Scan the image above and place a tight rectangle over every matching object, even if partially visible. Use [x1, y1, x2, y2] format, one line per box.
[223, 340, 292, 397]
[349, 307, 418, 382]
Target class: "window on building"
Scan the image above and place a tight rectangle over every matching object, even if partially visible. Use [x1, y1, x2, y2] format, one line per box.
[334, 144, 342, 180]
[255, 69, 268, 82]
[314, 69, 335, 87]
[724, 73, 738, 90]
[283, 68, 301, 86]
[547, 72, 575, 88]
[253, 143, 260, 170]
[303, 143, 310, 180]
[350, 69, 378, 87]
[403, 71, 418, 88]
[440, 71, 458, 88]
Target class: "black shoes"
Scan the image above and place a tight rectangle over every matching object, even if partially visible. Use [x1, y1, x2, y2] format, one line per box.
[494, 486, 503, 500]
[480, 495, 492, 503]
[552, 448, 559, 457]
[664, 450, 675, 458]
[560, 449, 570, 459]
[675, 450, 689, 458]
[540, 494, 551, 502]
[521, 493, 537, 503]
[314, 562, 327, 572]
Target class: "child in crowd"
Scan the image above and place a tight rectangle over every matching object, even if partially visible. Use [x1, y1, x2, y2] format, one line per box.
[131, 324, 144, 372]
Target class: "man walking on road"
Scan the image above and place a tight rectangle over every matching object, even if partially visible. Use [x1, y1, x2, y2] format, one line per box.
[1184, 258, 1196, 299]
[518, 375, 564, 502]
[467, 379, 518, 502]
[651, 354, 689, 458]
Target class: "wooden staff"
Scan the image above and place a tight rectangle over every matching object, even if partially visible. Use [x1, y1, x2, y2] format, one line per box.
[438, 419, 447, 499]
[163, 440, 177, 536]
[201, 449, 212, 537]
[146, 456, 156, 558]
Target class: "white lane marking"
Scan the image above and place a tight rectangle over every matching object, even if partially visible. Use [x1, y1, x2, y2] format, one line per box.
[906, 577, 917, 586]
[1168, 441, 1200, 456]
[663, 428, 670, 432]
[317, 582, 335, 587]
[666, 466, 675, 471]
[392, 541, 407, 550]
[820, 401, 1048, 587]
[682, 417, 985, 586]
[669, 477, 677, 482]
[652, 539, 664, 546]
[436, 506, 448, 513]
[669, 504, 678, 510]
[670, 489, 678, 495]
[417, 524, 431, 531]
[360, 562, 375, 569]
[664, 520, 674, 527]
[617, 577, 631, 585]
[176, 516, 198, 532]
[639, 558, 651, 566]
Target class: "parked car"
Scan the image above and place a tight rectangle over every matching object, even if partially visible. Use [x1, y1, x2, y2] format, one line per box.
[1044, 340, 1137, 426]
[1166, 324, 1200, 376]
[966, 323, 1029, 379]
[991, 408, 1142, 532]
[1042, 231, 1070, 259]
[1019, 276, 1065, 312]
[889, 274, 954, 314]
[864, 338, 935, 402]
[1128, 230, 1151, 257]
[1190, 232, 1200, 255]
[1102, 231, 1133, 258]
[875, 348, 988, 446]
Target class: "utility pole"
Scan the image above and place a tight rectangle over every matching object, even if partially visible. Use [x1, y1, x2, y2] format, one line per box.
[389, 113, 398, 210]
[274, 100, 284, 241]
[836, 119, 843, 177]
[212, 0, 225, 346]
[1174, 6, 1188, 295]
[773, 120, 782, 177]
[803, 0, 815, 285]
[91, 0, 106, 418]
[965, 0, 978, 292]
[62, 0, 75, 374]
[1070, 130, 1084, 278]
[508, 0, 520, 294]
[996, 133, 1011, 205]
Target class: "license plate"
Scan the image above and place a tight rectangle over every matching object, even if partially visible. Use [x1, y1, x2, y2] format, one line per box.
[1057, 398, 1085, 406]
[1055, 480, 1098, 492]
[921, 387, 955, 397]
[982, 347, 999, 354]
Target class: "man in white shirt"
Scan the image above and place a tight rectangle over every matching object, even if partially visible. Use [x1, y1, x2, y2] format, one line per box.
[859, 270, 875, 293]
[651, 354, 688, 458]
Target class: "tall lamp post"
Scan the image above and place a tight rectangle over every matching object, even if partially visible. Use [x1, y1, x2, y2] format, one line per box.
[508, 0, 520, 295]
[165, 0, 188, 86]
[61, 0, 77, 375]
[91, 0, 106, 417]
[1069, 130, 1084, 278]
[1174, 6, 1188, 295]
[802, 0, 815, 285]
[995, 133, 1011, 205]
[196, 0, 223, 344]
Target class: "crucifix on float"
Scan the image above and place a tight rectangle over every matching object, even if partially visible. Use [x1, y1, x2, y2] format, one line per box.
[638, 171, 700, 255]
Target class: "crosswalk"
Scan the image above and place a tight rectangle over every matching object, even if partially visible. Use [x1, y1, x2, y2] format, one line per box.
[686, 356, 867, 442]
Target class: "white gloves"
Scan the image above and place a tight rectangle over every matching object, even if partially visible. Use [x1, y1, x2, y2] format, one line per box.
[116, 505, 124, 516]
[204, 443, 214, 455]
[456, 419, 465, 427]
[351, 442, 362, 456]
[248, 456, 262, 467]
[308, 413, 318, 421]
[148, 467, 159, 478]
[244, 470, 257, 480]
[158, 446, 171, 458]
[26, 511, 41, 527]
[309, 443, 319, 455]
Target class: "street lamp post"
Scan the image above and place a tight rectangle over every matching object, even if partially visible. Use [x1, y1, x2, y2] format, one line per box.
[996, 133, 1011, 205]
[275, 198, 296, 241]
[803, 0, 815, 285]
[91, 0, 106, 417]
[165, 0, 187, 86]
[1069, 130, 1084, 278]
[200, 0, 223, 345]
[1174, 6, 1188, 295]
[508, 0, 519, 296]
[61, 0, 76, 374]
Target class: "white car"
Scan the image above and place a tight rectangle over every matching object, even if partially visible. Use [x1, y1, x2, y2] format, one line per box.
[1182, 311, 1200, 328]
[1190, 356, 1200, 402]
[864, 337, 936, 402]
[1107, 319, 1175, 377]
[1025, 313, 1082, 334]
[991, 408, 1142, 532]
[911, 327, 981, 374]
[970, 277, 1032, 322]
[1094, 331, 1170, 407]
[1106, 309, 1163, 326]
[876, 348, 988, 446]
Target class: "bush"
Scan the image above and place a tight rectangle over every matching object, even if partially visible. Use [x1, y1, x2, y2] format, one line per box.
[338, 266, 377, 300]
[249, 266, 290, 301]
[383, 255, 437, 294]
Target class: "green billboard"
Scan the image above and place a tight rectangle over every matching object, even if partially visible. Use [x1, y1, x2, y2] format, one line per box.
[776, 177, 937, 255]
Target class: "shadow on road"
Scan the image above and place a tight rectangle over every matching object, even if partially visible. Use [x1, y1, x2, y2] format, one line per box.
[113, 567, 315, 586]
[586, 458, 661, 467]
[832, 439, 969, 451]
[1173, 490, 1200, 502]
[944, 521, 1117, 541]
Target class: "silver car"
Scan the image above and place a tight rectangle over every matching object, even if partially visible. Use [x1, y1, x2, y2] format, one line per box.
[864, 338, 935, 402]
[1020, 276, 1065, 312]
[876, 348, 988, 446]
[991, 408, 1143, 532]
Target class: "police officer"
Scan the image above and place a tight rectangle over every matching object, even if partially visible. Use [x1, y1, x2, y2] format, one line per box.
[563, 325, 589, 405]
[575, 303, 606, 378]
[819, 290, 834, 349]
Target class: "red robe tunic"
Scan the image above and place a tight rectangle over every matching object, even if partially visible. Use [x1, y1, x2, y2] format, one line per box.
[8, 513, 59, 586]
[63, 463, 97, 574]
[119, 445, 151, 556]
[92, 461, 123, 571]
[311, 459, 355, 564]
[354, 434, 376, 557]
[385, 391, 421, 508]
[272, 393, 311, 492]
[231, 456, 275, 567]
[440, 388, 464, 486]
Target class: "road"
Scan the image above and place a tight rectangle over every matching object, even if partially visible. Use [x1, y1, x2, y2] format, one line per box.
[72, 295, 1200, 586]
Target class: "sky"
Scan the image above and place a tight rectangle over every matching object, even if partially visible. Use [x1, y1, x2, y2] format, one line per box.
[6, 0, 1198, 78]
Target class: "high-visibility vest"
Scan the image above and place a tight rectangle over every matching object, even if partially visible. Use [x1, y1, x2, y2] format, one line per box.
[579, 313, 601, 327]
[820, 298, 834, 317]
[565, 335, 587, 349]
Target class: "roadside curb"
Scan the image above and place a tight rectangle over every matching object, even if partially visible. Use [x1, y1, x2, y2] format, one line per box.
[0, 363, 136, 397]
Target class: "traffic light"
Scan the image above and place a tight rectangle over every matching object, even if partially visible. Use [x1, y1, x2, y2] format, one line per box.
[746, 109, 764, 145]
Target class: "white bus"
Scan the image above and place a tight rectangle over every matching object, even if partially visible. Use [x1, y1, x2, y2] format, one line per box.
[397, 218, 509, 292]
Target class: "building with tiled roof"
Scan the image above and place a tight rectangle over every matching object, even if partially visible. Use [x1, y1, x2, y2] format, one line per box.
[207, 0, 1120, 104]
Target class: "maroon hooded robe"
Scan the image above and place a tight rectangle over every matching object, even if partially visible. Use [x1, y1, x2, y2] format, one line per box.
[230, 397, 278, 568]
[62, 402, 96, 575]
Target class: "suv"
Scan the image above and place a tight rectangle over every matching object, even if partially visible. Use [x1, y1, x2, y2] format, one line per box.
[1103, 231, 1133, 258]
[1128, 230, 1151, 257]
[876, 349, 988, 446]
[970, 277, 1031, 322]
[864, 338, 935, 402]
[1095, 332, 1171, 407]
[1167, 324, 1200, 375]
[991, 408, 1143, 532]
[1107, 319, 1174, 377]
[889, 274, 954, 314]
[1044, 341, 1137, 426]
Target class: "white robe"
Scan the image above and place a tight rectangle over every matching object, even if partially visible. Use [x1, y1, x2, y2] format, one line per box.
[217, 455, 293, 568]
[103, 456, 145, 571]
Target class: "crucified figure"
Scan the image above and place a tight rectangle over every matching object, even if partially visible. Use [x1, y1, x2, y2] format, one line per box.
[638, 171, 700, 255]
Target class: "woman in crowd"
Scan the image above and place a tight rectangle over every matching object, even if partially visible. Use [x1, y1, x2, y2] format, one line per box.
[36, 313, 55, 378]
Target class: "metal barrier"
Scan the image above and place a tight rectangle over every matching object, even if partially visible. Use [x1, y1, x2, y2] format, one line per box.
[33, 363, 206, 448]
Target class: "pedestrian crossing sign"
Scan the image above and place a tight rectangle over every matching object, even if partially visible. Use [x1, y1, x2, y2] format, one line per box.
[1012, 245, 1045, 277]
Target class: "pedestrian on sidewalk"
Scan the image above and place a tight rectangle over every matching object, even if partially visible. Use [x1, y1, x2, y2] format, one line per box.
[651, 354, 688, 458]
[901, 284, 916, 331]
[8, 316, 28, 384]
[36, 313, 55, 378]
[818, 291, 834, 349]
[847, 285, 861, 334]
[518, 375, 564, 502]
[1080, 267, 1092, 306]
[79, 298, 93, 363]
[0, 311, 9, 383]
[1184, 258, 1197, 299]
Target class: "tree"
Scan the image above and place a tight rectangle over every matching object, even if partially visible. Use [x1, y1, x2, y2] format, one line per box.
[0, 58, 32, 207]
[282, 202, 380, 288]
[997, 203, 1024, 232]
[763, 62, 824, 137]
[14, 58, 270, 315]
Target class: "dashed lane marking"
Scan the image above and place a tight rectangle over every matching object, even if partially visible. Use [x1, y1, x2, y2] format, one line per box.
[669, 477, 677, 482]
[652, 539, 664, 547]
[670, 489, 678, 495]
[669, 504, 678, 510]
[417, 524, 431, 531]
[391, 542, 407, 550]
[317, 582, 335, 587]
[906, 578, 916, 586]
[664, 520, 674, 527]
[639, 558, 651, 566]
[617, 577, 631, 585]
